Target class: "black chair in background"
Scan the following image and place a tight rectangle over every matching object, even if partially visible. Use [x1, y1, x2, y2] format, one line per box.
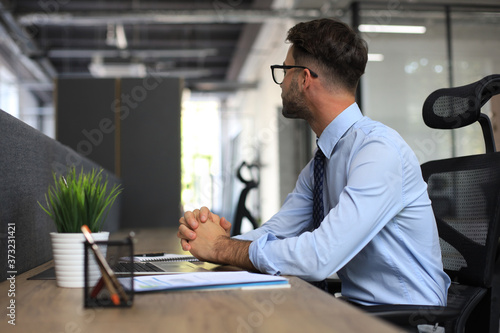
[363, 75, 500, 333]
[231, 161, 260, 236]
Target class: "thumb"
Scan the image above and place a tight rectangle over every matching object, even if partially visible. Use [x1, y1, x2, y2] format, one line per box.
[220, 217, 232, 232]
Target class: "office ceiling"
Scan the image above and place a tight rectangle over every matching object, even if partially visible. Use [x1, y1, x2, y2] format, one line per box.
[0, 0, 499, 104]
[1, 0, 276, 99]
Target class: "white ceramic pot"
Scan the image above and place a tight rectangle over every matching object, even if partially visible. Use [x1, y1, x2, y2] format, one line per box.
[50, 231, 109, 288]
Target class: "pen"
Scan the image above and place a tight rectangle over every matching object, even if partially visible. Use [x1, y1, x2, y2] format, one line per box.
[81, 225, 129, 305]
[139, 252, 165, 257]
[98, 266, 120, 305]
[90, 276, 105, 299]
[82, 225, 120, 305]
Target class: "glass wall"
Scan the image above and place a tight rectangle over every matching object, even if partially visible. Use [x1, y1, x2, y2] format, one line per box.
[0, 66, 19, 118]
[181, 95, 222, 213]
[451, 10, 500, 157]
[358, 4, 500, 164]
[0, 61, 49, 136]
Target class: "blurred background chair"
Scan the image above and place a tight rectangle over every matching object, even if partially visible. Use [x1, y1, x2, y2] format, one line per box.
[231, 161, 260, 236]
[363, 74, 500, 333]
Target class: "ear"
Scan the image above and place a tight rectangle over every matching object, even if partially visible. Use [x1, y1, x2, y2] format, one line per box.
[301, 68, 315, 91]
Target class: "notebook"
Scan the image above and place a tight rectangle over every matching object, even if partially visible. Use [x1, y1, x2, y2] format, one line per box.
[114, 253, 206, 275]
[131, 253, 199, 262]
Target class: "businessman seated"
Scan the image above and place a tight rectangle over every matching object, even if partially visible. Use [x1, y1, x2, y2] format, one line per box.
[177, 18, 450, 306]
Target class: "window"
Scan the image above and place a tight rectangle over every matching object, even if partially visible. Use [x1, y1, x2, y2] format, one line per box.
[358, 4, 500, 163]
[181, 95, 221, 213]
[0, 66, 19, 118]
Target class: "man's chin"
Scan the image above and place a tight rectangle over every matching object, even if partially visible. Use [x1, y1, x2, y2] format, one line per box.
[282, 109, 300, 119]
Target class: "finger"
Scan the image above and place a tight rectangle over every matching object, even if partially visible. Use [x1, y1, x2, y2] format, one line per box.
[177, 228, 192, 251]
[220, 217, 232, 236]
[178, 217, 187, 227]
[181, 238, 191, 251]
[220, 217, 232, 230]
[179, 224, 196, 240]
[176, 226, 192, 239]
[184, 211, 199, 229]
[200, 206, 210, 222]
[208, 212, 220, 224]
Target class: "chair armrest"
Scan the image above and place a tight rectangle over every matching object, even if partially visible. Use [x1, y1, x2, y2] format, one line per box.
[361, 304, 460, 327]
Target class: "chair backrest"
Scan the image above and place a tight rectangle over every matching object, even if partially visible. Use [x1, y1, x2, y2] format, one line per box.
[422, 154, 500, 287]
[420, 74, 500, 288]
[423, 74, 500, 152]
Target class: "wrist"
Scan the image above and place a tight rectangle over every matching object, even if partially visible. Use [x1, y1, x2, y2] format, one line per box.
[214, 237, 255, 271]
[214, 235, 231, 263]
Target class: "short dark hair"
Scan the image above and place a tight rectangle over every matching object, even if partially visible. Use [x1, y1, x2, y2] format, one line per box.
[286, 18, 368, 93]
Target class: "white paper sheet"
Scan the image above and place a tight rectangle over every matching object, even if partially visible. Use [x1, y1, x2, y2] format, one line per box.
[126, 271, 289, 292]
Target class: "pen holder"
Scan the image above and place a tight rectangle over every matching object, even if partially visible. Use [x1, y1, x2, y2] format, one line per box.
[84, 236, 134, 308]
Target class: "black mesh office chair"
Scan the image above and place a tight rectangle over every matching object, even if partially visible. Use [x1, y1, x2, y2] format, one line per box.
[362, 75, 500, 333]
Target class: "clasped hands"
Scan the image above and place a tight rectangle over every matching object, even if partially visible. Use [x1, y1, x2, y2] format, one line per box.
[177, 206, 232, 263]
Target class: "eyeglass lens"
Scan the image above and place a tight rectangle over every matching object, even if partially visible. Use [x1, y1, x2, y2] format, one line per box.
[273, 68, 285, 84]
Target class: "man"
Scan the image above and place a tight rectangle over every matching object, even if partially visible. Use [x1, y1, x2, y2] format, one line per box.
[178, 18, 450, 306]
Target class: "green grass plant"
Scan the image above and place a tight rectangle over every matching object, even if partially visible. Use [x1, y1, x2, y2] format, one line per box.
[39, 167, 123, 233]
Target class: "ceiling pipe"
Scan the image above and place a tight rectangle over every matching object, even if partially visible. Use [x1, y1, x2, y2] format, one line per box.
[17, 9, 344, 26]
[48, 48, 218, 59]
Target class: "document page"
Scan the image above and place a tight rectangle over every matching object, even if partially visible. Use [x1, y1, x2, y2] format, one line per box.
[126, 271, 289, 292]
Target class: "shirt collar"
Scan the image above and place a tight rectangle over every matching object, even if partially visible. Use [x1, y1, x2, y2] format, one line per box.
[317, 102, 363, 159]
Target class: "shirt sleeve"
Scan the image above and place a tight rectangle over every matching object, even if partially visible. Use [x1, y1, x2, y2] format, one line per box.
[247, 137, 405, 281]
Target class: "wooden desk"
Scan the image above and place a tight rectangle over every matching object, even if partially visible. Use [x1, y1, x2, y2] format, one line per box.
[0, 228, 400, 333]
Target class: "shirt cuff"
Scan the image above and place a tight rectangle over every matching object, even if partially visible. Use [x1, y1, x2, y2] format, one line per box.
[248, 233, 281, 276]
[233, 234, 251, 241]
[232, 227, 266, 241]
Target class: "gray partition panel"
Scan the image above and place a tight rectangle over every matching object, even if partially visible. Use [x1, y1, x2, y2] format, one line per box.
[119, 78, 182, 228]
[56, 78, 116, 173]
[56, 77, 182, 229]
[0, 110, 121, 281]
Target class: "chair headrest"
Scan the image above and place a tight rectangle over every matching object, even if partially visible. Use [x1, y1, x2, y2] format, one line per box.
[423, 74, 500, 129]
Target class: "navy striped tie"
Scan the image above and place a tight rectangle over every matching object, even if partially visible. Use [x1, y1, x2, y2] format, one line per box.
[313, 148, 325, 230]
[311, 147, 328, 292]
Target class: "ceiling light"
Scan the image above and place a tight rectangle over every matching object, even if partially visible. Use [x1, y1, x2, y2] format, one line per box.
[105, 24, 115, 47]
[359, 24, 426, 34]
[89, 62, 146, 78]
[105, 24, 128, 49]
[153, 68, 212, 79]
[115, 24, 128, 49]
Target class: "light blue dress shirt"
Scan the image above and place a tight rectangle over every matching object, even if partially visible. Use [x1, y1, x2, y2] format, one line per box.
[235, 103, 451, 306]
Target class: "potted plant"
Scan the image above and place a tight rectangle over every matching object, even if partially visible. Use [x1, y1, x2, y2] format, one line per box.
[39, 167, 122, 288]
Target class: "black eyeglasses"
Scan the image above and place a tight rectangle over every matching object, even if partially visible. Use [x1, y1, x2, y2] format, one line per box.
[270, 65, 319, 85]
